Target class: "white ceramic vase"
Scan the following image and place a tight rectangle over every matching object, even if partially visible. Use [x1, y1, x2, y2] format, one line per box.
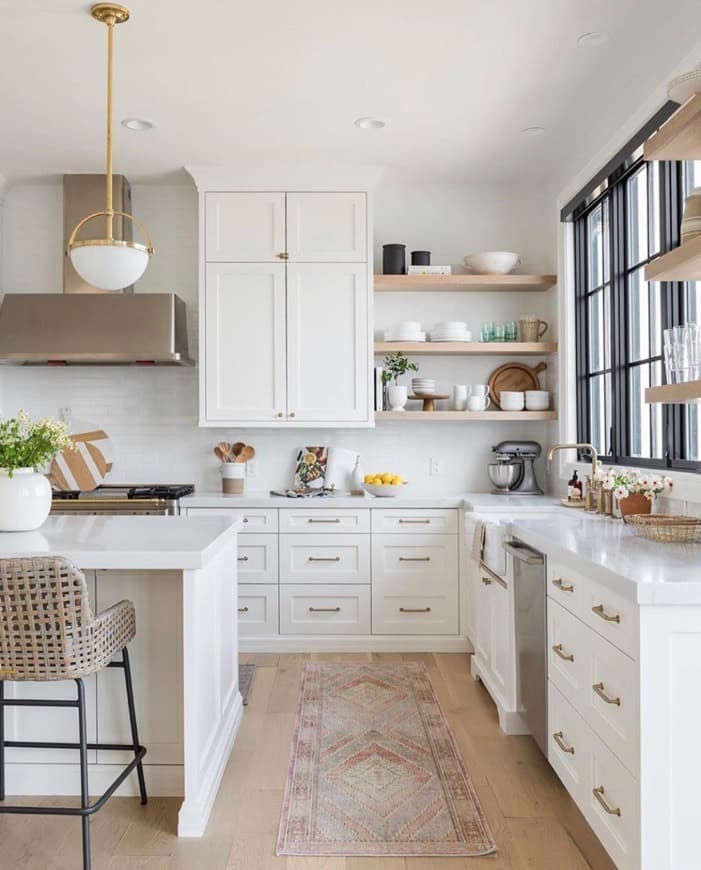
[387, 385, 408, 412]
[0, 468, 52, 531]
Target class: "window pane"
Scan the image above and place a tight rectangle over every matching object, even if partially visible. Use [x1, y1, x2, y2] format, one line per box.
[628, 268, 649, 362]
[589, 374, 611, 456]
[684, 405, 701, 462]
[650, 281, 662, 358]
[628, 363, 664, 459]
[683, 160, 701, 198]
[685, 281, 701, 322]
[587, 206, 603, 290]
[602, 199, 610, 282]
[627, 167, 648, 266]
[649, 164, 661, 257]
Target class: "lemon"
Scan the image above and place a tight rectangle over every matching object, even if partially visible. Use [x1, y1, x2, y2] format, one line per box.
[391, 475, 403, 484]
[381, 473, 393, 484]
[389, 479, 400, 486]
[363, 474, 374, 483]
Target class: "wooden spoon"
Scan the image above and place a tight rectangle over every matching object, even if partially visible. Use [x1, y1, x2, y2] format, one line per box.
[215, 442, 232, 462]
[235, 445, 256, 463]
[231, 441, 245, 459]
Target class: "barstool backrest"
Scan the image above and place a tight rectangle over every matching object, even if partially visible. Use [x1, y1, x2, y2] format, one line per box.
[0, 556, 94, 681]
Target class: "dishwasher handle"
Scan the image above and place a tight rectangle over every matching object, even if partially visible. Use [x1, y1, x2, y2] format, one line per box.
[502, 541, 544, 566]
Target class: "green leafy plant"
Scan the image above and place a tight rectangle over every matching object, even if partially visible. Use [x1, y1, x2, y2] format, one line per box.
[0, 411, 74, 477]
[381, 352, 418, 386]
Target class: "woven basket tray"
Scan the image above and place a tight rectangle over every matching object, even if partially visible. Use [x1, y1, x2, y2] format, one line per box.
[623, 514, 701, 544]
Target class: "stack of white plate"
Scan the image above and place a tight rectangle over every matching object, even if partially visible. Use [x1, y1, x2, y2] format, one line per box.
[430, 321, 472, 342]
[384, 321, 426, 342]
[412, 378, 436, 395]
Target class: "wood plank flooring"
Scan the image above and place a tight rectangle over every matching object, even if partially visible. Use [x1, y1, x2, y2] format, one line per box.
[0, 653, 616, 869]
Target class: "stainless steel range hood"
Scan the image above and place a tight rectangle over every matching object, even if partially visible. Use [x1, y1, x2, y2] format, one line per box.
[0, 175, 193, 366]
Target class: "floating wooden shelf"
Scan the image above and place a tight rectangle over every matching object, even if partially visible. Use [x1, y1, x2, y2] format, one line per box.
[644, 233, 701, 282]
[644, 93, 701, 161]
[373, 274, 557, 292]
[645, 380, 701, 404]
[375, 410, 557, 421]
[375, 341, 557, 356]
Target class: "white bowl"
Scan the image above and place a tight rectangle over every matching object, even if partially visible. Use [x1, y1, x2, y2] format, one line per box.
[501, 391, 525, 411]
[463, 251, 521, 275]
[362, 482, 409, 498]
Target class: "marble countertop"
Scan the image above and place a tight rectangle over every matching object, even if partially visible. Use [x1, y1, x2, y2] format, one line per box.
[0, 515, 242, 570]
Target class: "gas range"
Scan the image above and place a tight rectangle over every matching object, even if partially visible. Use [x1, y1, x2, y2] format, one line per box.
[50, 484, 195, 516]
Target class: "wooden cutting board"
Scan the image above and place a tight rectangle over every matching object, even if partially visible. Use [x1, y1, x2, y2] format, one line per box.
[49, 419, 113, 492]
[489, 361, 547, 408]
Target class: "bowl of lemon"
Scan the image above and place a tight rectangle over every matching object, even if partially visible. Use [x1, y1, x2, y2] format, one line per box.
[362, 472, 408, 497]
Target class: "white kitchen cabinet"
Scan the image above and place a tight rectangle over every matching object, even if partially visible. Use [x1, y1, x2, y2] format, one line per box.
[280, 584, 371, 635]
[279, 533, 371, 584]
[238, 584, 279, 636]
[286, 263, 369, 423]
[286, 192, 367, 262]
[204, 263, 287, 422]
[205, 192, 286, 262]
[237, 533, 279, 583]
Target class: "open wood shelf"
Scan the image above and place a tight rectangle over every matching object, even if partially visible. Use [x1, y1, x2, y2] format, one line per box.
[645, 380, 701, 404]
[375, 341, 557, 356]
[644, 233, 701, 282]
[375, 410, 557, 421]
[644, 93, 701, 161]
[373, 274, 557, 292]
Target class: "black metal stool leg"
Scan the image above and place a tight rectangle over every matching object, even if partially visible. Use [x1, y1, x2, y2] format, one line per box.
[122, 648, 147, 805]
[76, 679, 91, 870]
[0, 680, 5, 802]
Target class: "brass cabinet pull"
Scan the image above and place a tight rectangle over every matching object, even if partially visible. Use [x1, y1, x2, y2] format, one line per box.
[592, 604, 621, 623]
[399, 607, 431, 613]
[399, 556, 431, 562]
[552, 643, 575, 662]
[592, 682, 621, 706]
[278, 252, 289, 259]
[242, 517, 249, 523]
[308, 518, 341, 523]
[308, 556, 341, 562]
[309, 606, 341, 612]
[289, 412, 296, 418]
[593, 786, 621, 817]
[238, 606, 249, 613]
[276, 412, 284, 418]
[237, 555, 249, 562]
[482, 576, 492, 585]
[553, 578, 575, 593]
[398, 519, 431, 524]
[552, 731, 575, 754]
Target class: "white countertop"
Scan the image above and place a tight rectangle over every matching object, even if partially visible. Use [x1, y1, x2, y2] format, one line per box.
[0, 515, 242, 570]
[511, 512, 701, 605]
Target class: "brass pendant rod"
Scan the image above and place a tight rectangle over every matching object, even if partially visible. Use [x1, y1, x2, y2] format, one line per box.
[105, 13, 115, 240]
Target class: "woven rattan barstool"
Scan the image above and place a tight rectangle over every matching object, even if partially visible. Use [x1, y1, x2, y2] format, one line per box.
[0, 556, 147, 870]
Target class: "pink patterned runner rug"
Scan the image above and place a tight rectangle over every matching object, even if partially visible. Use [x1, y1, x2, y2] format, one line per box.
[276, 662, 496, 857]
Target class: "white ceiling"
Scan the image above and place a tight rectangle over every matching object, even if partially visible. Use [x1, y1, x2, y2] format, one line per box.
[2, 0, 701, 186]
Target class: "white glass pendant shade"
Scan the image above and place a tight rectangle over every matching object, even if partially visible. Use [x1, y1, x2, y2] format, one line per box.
[69, 241, 150, 291]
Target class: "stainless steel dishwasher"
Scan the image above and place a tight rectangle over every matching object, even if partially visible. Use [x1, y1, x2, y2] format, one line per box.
[503, 539, 547, 755]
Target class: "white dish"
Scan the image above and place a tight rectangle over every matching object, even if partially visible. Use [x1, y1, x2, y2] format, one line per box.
[500, 390, 525, 411]
[463, 251, 521, 275]
[432, 321, 467, 331]
[362, 482, 409, 498]
[384, 331, 426, 342]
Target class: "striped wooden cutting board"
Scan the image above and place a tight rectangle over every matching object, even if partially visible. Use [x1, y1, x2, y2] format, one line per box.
[50, 420, 113, 492]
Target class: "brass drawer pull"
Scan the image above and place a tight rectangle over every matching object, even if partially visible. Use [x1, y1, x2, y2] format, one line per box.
[552, 643, 575, 662]
[308, 556, 341, 562]
[238, 606, 249, 613]
[482, 576, 492, 585]
[399, 556, 431, 562]
[237, 555, 249, 562]
[552, 731, 575, 754]
[309, 606, 341, 613]
[398, 519, 431, 524]
[307, 518, 341, 523]
[399, 607, 432, 613]
[242, 517, 249, 523]
[593, 786, 621, 817]
[592, 604, 621, 623]
[553, 578, 574, 592]
[278, 252, 289, 259]
[593, 682, 621, 706]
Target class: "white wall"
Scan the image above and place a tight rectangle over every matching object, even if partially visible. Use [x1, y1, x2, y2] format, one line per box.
[0, 177, 557, 493]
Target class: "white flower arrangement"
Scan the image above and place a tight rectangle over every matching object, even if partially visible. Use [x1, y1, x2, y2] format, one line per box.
[594, 466, 673, 501]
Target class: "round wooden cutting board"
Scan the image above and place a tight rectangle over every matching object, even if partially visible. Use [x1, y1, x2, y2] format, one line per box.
[49, 419, 114, 492]
[489, 361, 547, 408]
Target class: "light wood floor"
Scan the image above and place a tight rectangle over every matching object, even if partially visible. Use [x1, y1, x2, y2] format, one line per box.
[0, 653, 616, 869]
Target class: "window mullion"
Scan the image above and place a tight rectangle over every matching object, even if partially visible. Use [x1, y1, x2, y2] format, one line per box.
[610, 181, 627, 463]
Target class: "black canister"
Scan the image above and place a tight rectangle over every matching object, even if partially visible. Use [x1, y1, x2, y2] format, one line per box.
[382, 243, 406, 275]
[411, 250, 431, 266]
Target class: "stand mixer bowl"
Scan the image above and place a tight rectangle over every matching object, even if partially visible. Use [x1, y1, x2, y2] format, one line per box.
[488, 461, 522, 491]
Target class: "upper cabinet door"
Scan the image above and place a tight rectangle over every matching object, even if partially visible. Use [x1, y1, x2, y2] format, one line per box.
[286, 193, 367, 262]
[204, 263, 287, 422]
[286, 263, 369, 423]
[205, 192, 286, 261]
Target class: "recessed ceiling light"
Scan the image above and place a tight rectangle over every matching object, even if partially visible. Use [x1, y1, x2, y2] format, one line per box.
[578, 31, 607, 47]
[121, 117, 155, 132]
[521, 126, 546, 137]
[354, 117, 385, 130]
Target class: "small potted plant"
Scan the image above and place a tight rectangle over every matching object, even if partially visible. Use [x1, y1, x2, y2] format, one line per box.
[598, 468, 673, 518]
[0, 411, 74, 531]
[382, 352, 418, 412]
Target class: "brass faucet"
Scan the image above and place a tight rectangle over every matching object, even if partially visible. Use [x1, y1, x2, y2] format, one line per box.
[546, 443, 600, 511]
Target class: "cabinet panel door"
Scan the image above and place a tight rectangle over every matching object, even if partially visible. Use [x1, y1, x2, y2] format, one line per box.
[204, 263, 286, 422]
[205, 192, 285, 261]
[489, 575, 515, 707]
[286, 192, 366, 262]
[286, 263, 369, 423]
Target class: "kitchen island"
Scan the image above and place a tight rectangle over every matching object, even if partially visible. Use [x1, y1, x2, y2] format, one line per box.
[0, 514, 242, 838]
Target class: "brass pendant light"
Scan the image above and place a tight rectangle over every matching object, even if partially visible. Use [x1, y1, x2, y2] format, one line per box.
[67, 3, 154, 291]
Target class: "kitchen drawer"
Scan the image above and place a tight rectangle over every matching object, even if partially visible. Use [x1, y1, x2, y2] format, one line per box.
[237, 533, 278, 583]
[189, 507, 278, 532]
[547, 598, 589, 708]
[279, 508, 370, 533]
[373, 534, 458, 591]
[371, 509, 458, 534]
[279, 584, 370, 634]
[372, 588, 458, 635]
[279, 533, 370, 583]
[548, 681, 588, 806]
[547, 561, 586, 622]
[238, 584, 278, 636]
[582, 578, 638, 660]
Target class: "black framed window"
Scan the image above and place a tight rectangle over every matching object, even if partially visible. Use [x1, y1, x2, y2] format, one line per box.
[570, 130, 701, 473]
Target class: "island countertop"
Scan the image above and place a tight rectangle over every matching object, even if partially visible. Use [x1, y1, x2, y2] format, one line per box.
[0, 514, 242, 570]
